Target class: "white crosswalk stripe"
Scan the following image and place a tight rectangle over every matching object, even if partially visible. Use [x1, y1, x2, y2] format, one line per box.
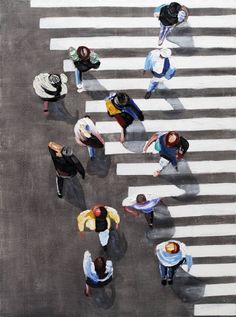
[31, 0, 236, 314]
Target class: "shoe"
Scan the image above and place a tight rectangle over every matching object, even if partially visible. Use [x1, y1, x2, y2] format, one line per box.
[77, 83, 85, 93]
[148, 223, 153, 229]
[57, 193, 63, 198]
[167, 279, 173, 285]
[90, 156, 95, 161]
[161, 279, 167, 285]
[158, 39, 164, 46]
[144, 92, 152, 99]
[102, 245, 108, 252]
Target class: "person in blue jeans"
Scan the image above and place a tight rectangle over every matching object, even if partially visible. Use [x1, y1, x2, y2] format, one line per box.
[155, 240, 192, 285]
[143, 48, 176, 99]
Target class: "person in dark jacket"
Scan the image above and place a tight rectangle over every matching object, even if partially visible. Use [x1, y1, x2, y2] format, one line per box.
[105, 92, 144, 143]
[154, 2, 189, 45]
[143, 131, 189, 176]
[68, 46, 100, 92]
[48, 142, 85, 198]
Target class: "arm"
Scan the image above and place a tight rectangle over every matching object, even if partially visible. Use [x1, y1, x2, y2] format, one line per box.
[123, 206, 139, 217]
[71, 155, 85, 179]
[106, 206, 120, 224]
[75, 136, 87, 147]
[83, 250, 93, 276]
[143, 133, 158, 152]
[77, 210, 90, 232]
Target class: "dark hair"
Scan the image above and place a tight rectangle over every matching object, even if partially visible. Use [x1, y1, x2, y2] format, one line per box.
[136, 194, 147, 204]
[94, 257, 106, 278]
[165, 131, 180, 147]
[168, 2, 181, 16]
[116, 92, 129, 106]
[77, 46, 90, 60]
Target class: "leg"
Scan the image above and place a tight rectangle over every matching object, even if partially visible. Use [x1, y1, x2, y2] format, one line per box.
[75, 69, 84, 92]
[144, 211, 154, 228]
[98, 229, 110, 248]
[167, 266, 175, 284]
[159, 263, 167, 285]
[56, 176, 63, 198]
[87, 146, 95, 159]
[43, 100, 49, 114]
[145, 78, 159, 99]
[84, 283, 90, 296]
[153, 157, 169, 177]
[165, 67, 176, 80]
[158, 23, 173, 46]
[120, 128, 126, 143]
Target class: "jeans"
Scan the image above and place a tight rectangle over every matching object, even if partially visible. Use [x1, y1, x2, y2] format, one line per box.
[87, 146, 95, 158]
[159, 263, 176, 280]
[147, 67, 176, 93]
[75, 68, 82, 86]
[159, 22, 174, 45]
[56, 174, 72, 196]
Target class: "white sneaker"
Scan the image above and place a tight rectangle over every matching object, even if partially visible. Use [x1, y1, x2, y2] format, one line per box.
[77, 83, 85, 93]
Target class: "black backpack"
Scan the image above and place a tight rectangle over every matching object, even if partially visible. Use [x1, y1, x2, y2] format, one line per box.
[159, 2, 181, 26]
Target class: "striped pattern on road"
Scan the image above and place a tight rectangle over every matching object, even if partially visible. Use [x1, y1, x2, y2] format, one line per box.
[173, 224, 236, 238]
[64, 55, 236, 72]
[105, 139, 236, 155]
[194, 304, 236, 316]
[187, 263, 236, 277]
[31, 0, 236, 8]
[128, 183, 236, 197]
[116, 161, 236, 175]
[50, 36, 236, 50]
[96, 118, 236, 134]
[86, 97, 236, 112]
[40, 16, 236, 29]
[189, 244, 236, 257]
[204, 283, 236, 297]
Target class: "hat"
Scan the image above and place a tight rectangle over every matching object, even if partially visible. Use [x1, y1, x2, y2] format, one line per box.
[79, 124, 91, 138]
[160, 48, 172, 58]
[48, 74, 61, 85]
[62, 146, 73, 157]
[77, 46, 91, 60]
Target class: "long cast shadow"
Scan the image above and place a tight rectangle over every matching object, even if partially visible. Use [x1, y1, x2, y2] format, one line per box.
[86, 147, 111, 178]
[47, 99, 78, 125]
[62, 176, 87, 211]
[90, 282, 116, 309]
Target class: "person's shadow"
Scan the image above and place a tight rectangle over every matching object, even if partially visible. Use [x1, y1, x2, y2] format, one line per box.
[47, 99, 78, 125]
[62, 176, 87, 210]
[90, 282, 116, 309]
[105, 229, 128, 261]
[86, 147, 111, 178]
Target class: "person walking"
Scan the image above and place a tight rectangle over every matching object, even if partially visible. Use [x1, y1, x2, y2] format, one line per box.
[77, 204, 120, 250]
[143, 48, 176, 99]
[48, 142, 85, 198]
[122, 194, 161, 228]
[68, 46, 100, 93]
[155, 240, 192, 285]
[74, 116, 105, 160]
[83, 250, 113, 296]
[33, 73, 68, 113]
[105, 92, 144, 143]
[154, 2, 189, 46]
[143, 131, 189, 176]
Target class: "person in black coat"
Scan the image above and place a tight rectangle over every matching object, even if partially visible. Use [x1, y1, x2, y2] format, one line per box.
[48, 142, 85, 198]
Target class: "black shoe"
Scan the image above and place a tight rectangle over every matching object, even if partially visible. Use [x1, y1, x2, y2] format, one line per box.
[148, 223, 153, 229]
[161, 279, 167, 285]
[57, 193, 63, 198]
[167, 279, 173, 285]
[90, 156, 95, 161]
[144, 92, 152, 99]
[102, 245, 108, 251]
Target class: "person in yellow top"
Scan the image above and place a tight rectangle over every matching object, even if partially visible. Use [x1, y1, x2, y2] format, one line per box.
[77, 205, 120, 250]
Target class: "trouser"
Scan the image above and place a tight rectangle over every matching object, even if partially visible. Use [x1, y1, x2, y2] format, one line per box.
[147, 67, 176, 93]
[98, 229, 110, 246]
[144, 212, 154, 226]
[87, 146, 95, 158]
[56, 175, 72, 195]
[75, 68, 83, 86]
[159, 23, 174, 44]
[159, 259, 185, 280]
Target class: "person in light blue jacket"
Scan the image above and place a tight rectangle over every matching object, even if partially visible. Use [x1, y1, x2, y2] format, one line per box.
[143, 48, 176, 99]
[83, 251, 113, 296]
[155, 240, 192, 285]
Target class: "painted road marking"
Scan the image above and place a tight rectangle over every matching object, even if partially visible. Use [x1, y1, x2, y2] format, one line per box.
[40, 16, 236, 29]
[104, 139, 236, 155]
[173, 224, 236, 238]
[128, 183, 236, 197]
[116, 161, 236, 175]
[189, 245, 236, 257]
[50, 36, 236, 50]
[194, 304, 236, 316]
[203, 283, 236, 297]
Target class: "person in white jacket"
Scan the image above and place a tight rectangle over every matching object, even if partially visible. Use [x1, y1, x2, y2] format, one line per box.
[33, 73, 68, 113]
[83, 250, 113, 296]
[155, 240, 192, 285]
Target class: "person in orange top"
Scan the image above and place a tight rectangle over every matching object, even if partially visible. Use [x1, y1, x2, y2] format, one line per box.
[77, 205, 120, 250]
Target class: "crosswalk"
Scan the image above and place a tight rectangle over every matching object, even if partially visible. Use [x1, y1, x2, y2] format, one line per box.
[31, 0, 236, 315]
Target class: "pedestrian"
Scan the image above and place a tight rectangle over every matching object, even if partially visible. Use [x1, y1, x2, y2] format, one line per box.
[105, 92, 144, 143]
[77, 204, 120, 250]
[33, 73, 68, 113]
[48, 142, 85, 198]
[155, 240, 192, 285]
[122, 194, 161, 228]
[68, 46, 100, 93]
[143, 48, 176, 99]
[143, 131, 189, 176]
[154, 2, 189, 46]
[74, 116, 105, 160]
[83, 250, 113, 296]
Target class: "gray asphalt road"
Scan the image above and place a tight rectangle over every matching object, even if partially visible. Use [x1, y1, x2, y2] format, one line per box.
[0, 1, 235, 316]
